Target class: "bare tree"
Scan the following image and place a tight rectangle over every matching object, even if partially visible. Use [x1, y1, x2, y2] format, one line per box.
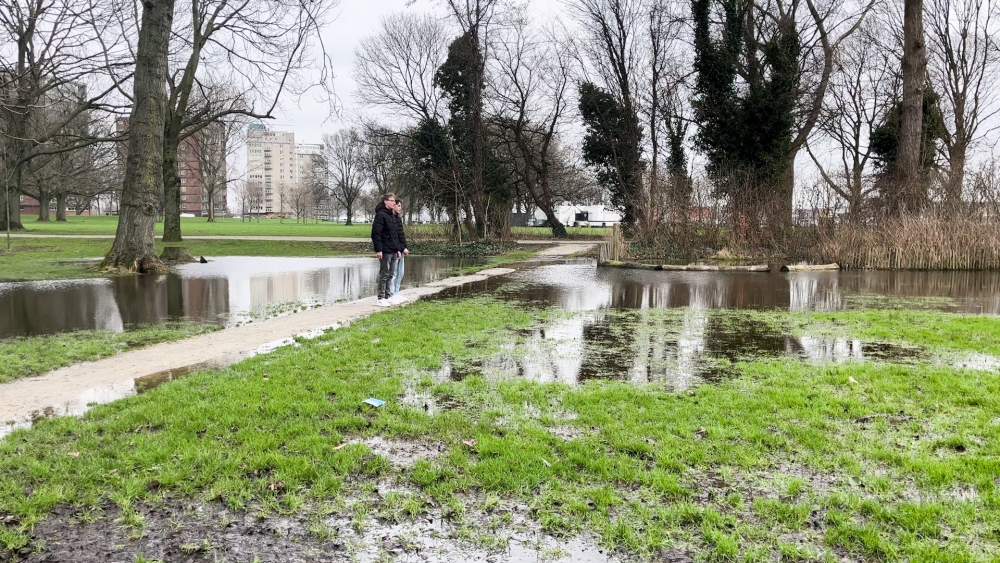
[0, 0, 131, 236]
[159, 0, 338, 242]
[187, 117, 242, 222]
[807, 17, 899, 223]
[245, 179, 264, 222]
[928, 0, 1000, 208]
[353, 12, 449, 122]
[230, 178, 248, 220]
[491, 11, 575, 237]
[322, 129, 367, 226]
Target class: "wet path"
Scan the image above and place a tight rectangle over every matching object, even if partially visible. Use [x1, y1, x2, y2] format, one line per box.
[0, 243, 598, 437]
[0, 267, 519, 436]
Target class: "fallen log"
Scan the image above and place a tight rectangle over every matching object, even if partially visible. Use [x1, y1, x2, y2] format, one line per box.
[598, 261, 769, 272]
[780, 263, 840, 272]
[598, 260, 662, 270]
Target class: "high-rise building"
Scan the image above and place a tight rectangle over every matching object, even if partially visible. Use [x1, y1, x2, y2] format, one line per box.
[114, 118, 226, 217]
[246, 124, 296, 217]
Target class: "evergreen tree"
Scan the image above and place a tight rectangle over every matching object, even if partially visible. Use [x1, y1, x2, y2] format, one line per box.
[870, 88, 945, 211]
[435, 29, 513, 238]
[691, 0, 799, 218]
[578, 82, 645, 227]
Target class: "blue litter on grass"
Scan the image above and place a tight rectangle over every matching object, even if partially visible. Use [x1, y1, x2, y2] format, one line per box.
[363, 398, 385, 408]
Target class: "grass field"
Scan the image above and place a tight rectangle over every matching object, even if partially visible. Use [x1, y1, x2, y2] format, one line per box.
[2, 300, 999, 560]
[12, 216, 609, 240]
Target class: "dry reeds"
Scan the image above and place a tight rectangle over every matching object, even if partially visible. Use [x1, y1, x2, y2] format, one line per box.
[599, 223, 630, 263]
[815, 213, 1000, 270]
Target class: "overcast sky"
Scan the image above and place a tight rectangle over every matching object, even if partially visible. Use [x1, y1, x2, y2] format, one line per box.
[266, 0, 565, 146]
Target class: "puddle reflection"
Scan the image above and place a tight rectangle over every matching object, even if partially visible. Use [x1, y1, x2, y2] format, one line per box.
[0, 256, 480, 338]
[431, 260, 999, 390]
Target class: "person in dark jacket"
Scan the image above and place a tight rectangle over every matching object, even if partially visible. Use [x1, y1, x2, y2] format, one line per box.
[371, 193, 401, 306]
[388, 198, 409, 303]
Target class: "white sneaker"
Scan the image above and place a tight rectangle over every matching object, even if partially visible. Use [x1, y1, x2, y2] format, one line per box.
[389, 294, 406, 304]
[376, 298, 392, 307]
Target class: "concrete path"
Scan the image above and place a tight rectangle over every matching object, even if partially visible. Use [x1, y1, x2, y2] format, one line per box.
[7, 234, 602, 245]
[0, 243, 596, 436]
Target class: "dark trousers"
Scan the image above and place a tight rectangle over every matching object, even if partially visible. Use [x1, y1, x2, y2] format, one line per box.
[378, 253, 398, 299]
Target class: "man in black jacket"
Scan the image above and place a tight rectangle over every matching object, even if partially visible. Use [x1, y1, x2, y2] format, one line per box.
[371, 193, 401, 307]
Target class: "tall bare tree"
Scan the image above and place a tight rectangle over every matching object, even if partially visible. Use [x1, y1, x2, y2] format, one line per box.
[187, 117, 242, 221]
[928, 0, 999, 208]
[101, 0, 176, 271]
[159, 0, 337, 242]
[322, 129, 367, 226]
[492, 12, 576, 237]
[807, 17, 900, 222]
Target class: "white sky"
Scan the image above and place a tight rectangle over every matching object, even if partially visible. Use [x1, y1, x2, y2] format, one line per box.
[268, 0, 566, 145]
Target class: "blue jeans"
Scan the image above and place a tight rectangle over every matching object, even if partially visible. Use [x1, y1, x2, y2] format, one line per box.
[391, 256, 404, 295]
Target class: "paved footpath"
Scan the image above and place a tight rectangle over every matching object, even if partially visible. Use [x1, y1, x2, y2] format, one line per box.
[7, 233, 601, 245]
[0, 243, 596, 435]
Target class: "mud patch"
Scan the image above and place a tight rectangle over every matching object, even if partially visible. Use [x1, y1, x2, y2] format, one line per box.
[356, 436, 447, 468]
[8, 496, 640, 563]
[546, 426, 585, 441]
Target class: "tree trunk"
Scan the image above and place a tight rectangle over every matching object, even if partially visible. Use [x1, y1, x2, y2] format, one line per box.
[946, 142, 966, 211]
[1, 186, 24, 232]
[546, 211, 568, 238]
[162, 132, 182, 241]
[37, 191, 50, 221]
[897, 0, 928, 214]
[56, 193, 67, 221]
[207, 192, 215, 222]
[345, 203, 353, 226]
[102, 0, 176, 273]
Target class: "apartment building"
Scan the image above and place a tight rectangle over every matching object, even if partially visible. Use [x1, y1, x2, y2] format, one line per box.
[246, 124, 296, 217]
[114, 118, 226, 217]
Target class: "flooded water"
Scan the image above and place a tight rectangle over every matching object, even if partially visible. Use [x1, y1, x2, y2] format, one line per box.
[492, 261, 1000, 314]
[428, 260, 1000, 390]
[0, 256, 480, 338]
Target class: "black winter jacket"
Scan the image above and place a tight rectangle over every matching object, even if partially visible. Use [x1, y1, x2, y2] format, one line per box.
[371, 201, 402, 253]
[395, 212, 408, 253]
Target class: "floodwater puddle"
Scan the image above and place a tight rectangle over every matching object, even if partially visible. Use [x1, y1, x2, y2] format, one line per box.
[425, 261, 1000, 390]
[0, 255, 482, 338]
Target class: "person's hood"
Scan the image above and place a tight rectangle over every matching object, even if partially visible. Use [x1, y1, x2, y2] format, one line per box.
[375, 201, 388, 213]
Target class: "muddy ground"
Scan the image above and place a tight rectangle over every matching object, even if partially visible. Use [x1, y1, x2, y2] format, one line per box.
[5, 494, 692, 563]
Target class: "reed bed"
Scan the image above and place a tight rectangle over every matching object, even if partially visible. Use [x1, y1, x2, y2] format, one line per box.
[816, 214, 1000, 270]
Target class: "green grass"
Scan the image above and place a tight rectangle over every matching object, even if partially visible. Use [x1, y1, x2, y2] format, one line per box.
[0, 323, 222, 383]
[0, 238, 368, 281]
[2, 301, 1000, 560]
[13, 215, 608, 239]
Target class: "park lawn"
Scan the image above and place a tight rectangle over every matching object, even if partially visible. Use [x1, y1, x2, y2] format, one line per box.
[0, 323, 222, 384]
[2, 300, 999, 561]
[18, 216, 374, 238]
[15, 215, 609, 239]
[0, 238, 369, 281]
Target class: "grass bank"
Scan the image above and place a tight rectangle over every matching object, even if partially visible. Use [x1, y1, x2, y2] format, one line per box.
[2, 300, 999, 561]
[13, 216, 608, 240]
[0, 323, 222, 384]
[0, 238, 369, 281]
